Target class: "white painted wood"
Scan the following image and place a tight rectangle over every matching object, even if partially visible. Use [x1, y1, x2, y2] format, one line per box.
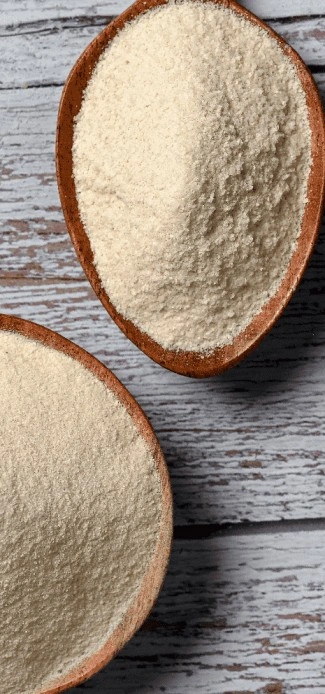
[1, 276, 325, 527]
[2, 0, 325, 691]
[1, 0, 324, 27]
[0, 87, 62, 224]
[0, 71, 324, 526]
[0, 77, 323, 228]
[1, 17, 324, 90]
[273, 18, 325, 66]
[247, 1, 325, 18]
[66, 528, 325, 692]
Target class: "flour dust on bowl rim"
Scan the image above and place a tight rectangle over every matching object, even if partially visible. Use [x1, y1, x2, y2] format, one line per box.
[56, 0, 325, 377]
[0, 313, 172, 694]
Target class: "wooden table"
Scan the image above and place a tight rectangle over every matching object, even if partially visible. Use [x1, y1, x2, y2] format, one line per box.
[1, 1, 325, 692]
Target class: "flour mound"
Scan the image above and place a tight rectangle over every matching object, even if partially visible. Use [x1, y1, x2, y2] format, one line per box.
[0, 331, 162, 694]
[73, 1, 311, 352]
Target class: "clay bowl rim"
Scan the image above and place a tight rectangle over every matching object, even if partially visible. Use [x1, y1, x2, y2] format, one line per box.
[56, 0, 325, 379]
[0, 313, 173, 694]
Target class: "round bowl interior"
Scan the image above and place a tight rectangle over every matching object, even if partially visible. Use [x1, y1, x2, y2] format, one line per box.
[0, 313, 173, 694]
[56, 0, 325, 378]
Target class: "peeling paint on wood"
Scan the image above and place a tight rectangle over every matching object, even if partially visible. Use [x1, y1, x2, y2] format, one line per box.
[1, 0, 324, 28]
[66, 530, 325, 692]
[1, 2, 325, 692]
[1, 275, 325, 527]
[0, 77, 323, 272]
[0, 76, 325, 527]
[0, 16, 324, 89]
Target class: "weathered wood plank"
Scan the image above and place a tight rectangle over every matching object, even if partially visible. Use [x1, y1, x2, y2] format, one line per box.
[66, 528, 325, 692]
[1, 5, 325, 528]
[1, 0, 324, 28]
[272, 18, 325, 66]
[1, 16, 324, 90]
[2, 1, 325, 691]
[0, 76, 324, 267]
[1, 276, 325, 526]
[1, 71, 325, 526]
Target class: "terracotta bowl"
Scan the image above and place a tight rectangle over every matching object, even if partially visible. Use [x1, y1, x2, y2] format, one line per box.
[0, 313, 173, 694]
[56, 0, 325, 378]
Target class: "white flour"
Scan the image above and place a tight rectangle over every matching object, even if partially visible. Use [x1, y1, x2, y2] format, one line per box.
[73, 1, 311, 353]
[0, 330, 162, 694]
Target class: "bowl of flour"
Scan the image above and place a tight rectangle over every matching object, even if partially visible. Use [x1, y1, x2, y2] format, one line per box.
[0, 313, 172, 694]
[57, 0, 325, 377]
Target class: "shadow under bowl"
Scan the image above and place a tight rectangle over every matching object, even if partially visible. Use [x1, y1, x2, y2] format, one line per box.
[56, 0, 325, 378]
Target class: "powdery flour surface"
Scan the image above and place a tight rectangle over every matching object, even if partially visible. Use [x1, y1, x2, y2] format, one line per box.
[73, 1, 311, 353]
[0, 331, 162, 694]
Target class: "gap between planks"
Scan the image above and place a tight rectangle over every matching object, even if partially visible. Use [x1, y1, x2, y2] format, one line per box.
[1, 12, 324, 36]
[0, 14, 325, 90]
[1, 0, 325, 26]
[174, 517, 325, 540]
[68, 527, 325, 693]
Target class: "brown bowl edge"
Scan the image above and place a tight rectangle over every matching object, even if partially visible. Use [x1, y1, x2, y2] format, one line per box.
[0, 313, 173, 694]
[56, 0, 325, 378]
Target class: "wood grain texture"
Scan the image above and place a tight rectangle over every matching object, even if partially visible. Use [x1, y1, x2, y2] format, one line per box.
[2, 2, 325, 691]
[66, 528, 325, 693]
[55, 0, 325, 380]
[1, 77, 324, 275]
[1, 273, 325, 526]
[1, 16, 324, 90]
[1, 0, 324, 26]
[0, 63, 324, 526]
